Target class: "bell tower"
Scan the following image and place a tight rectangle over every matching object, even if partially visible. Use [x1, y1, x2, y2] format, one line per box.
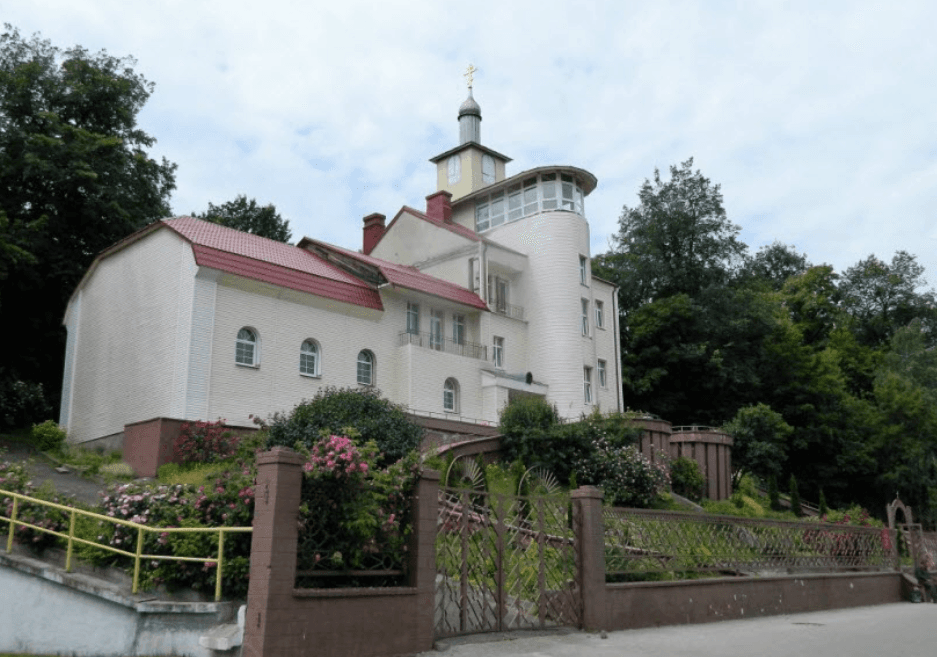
[430, 65, 511, 201]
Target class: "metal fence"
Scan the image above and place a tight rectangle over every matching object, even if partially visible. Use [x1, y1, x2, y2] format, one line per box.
[1, 488, 251, 601]
[435, 487, 580, 638]
[604, 507, 896, 581]
[399, 331, 488, 360]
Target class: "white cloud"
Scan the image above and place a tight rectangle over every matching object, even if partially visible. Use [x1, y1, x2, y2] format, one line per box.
[7, 0, 937, 280]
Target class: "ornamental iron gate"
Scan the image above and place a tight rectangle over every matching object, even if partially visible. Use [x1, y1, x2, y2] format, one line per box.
[434, 487, 581, 638]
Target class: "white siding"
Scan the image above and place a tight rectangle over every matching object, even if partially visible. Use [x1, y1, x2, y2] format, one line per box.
[206, 277, 403, 426]
[591, 280, 621, 412]
[370, 212, 474, 266]
[183, 270, 218, 419]
[483, 211, 592, 419]
[59, 291, 81, 429]
[65, 229, 194, 444]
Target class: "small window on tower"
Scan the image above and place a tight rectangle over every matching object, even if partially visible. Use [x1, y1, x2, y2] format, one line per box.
[448, 154, 461, 184]
[482, 154, 495, 184]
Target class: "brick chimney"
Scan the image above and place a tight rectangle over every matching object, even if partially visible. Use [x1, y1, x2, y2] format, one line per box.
[362, 213, 386, 255]
[425, 190, 453, 224]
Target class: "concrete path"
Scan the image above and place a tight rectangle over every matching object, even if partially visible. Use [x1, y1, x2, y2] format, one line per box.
[425, 603, 936, 657]
[0, 437, 106, 506]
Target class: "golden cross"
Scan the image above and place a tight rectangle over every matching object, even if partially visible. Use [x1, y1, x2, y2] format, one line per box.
[464, 64, 476, 90]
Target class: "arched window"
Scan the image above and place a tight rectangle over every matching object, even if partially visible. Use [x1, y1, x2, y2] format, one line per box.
[300, 340, 320, 376]
[444, 378, 459, 413]
[357, 350, 374, 386]
[448, 154, 461, 184]
[236, 328, 258, 366]
[482, 154, 495, 184]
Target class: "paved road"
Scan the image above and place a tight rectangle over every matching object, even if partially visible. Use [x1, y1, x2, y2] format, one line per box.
[424, 603, 936, 657]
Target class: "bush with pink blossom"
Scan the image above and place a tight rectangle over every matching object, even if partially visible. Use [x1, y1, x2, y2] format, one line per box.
[295, 433, 421, 587]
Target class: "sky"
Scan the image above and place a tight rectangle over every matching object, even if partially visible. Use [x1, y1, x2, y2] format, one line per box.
[7, 0, 937, 283]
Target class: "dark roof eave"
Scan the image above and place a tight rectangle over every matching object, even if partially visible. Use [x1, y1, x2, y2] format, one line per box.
[429, 141, 513, 164]
[453, 165, 598, 202]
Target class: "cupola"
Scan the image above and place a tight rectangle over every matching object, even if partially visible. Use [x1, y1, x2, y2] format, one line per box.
[429, 65, 512, 202]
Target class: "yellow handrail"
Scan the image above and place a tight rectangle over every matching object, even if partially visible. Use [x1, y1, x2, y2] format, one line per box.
[0, 488, 252, 601]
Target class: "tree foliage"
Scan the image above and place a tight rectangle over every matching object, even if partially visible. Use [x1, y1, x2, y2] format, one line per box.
[602, 157, 746, 311]
[724, 403, 792, 482]
[0, 25, 176, 413]
[596, 156, 937, 525]
[839, 251, 937, 347]
[193, 194, 292, 243]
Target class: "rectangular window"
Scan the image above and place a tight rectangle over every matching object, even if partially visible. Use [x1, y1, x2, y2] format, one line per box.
[522, 177, 538, 216]
[507, 184, 523, 222]
[493, 336, 504, 368]
[406, 302, 420, 335]
[541, 173, 557, 210]
[584, 366, 593, 404]
[489, 191, 505, 227]
[581, 299, 590, 336]
[430, 310, 444, 350]
[598, 360, 607, 388]
[579, 255, 588, 285]
[475, 203, 489, 232]
[595, 300, 604, 328]
[452, 314, 465, 345]
[488, 275, 509, 313]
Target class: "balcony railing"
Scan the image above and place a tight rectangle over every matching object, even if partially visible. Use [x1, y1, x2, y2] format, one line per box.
[491, 302, 525, 321]
[399, 331, 488, 360]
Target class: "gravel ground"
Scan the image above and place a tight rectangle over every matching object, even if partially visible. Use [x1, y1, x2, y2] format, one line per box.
[0, 437, 109, 506]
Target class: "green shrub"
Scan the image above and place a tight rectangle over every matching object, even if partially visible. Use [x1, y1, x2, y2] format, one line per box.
[575, 440, 670, 508]
[0, 376, 52, 429]
[173, 419, 238, 464]
[265, 387, 422, 466]
[767, 474, 781, 511]
[670, 457, 705, 501]
[31, 419, 67, 453]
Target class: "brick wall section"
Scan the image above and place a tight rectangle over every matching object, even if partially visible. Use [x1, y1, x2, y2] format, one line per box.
[123, 418, 257, 478]
[604, 572, 903, 630]
[243, 448, 438, 657]
[572, 485, 607, 631]
[123, 417, 187, 478]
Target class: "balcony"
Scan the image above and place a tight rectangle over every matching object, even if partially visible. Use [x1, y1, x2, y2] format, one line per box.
[490, 301, 525, 321]
[399, 331, 488, 360]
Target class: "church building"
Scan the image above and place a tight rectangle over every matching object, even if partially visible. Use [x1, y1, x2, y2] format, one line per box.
[59, 83, 622, 448]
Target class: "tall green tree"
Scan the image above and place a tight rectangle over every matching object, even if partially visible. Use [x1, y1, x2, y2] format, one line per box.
[0, 25, 176, 418]
[193, 194, 292, 243]
[599, 157, 747, 312]
[839, 251, 937, 348]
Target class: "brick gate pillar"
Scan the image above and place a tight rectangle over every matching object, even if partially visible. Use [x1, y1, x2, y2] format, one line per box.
[572, 485, 607, 631]
[411, 469, 440, 650]
[242, 447, 306, 657]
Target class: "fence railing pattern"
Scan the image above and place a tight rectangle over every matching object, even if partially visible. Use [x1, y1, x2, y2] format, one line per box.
[1, 488, 251, 601]
[399, 331, 488, 360]
[604, 507, 896, 581]
[435, 487, 579, 638]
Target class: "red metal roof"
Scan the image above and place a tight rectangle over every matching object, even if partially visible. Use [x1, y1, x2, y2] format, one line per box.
[299, 238, 489, 311]
[165, 217, 383, 310]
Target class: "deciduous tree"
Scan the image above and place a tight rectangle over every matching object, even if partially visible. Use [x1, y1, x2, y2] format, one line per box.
[193, 194, 291, 242]
[0, 25, 176, 418]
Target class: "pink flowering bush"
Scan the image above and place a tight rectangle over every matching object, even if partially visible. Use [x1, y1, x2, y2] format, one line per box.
[302, 434, 371, 479]
[173, 419, 239, 464]
[89, 463, 255, 598]
[574, 436, 671, 508]
[295, 434, 421, 587]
